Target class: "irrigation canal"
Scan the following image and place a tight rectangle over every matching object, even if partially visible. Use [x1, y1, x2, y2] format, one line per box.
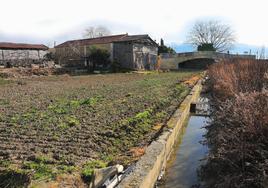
[157, 97, 210, 188]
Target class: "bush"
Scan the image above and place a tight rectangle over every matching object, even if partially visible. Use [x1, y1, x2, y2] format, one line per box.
[202, 59, 268, 188]
[111, 60, 121, 72]
[88, 48, 110, 72]
[208, 59, 268, 101]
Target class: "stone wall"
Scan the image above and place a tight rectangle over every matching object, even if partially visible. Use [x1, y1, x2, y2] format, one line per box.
[0, 49, 48, 67]
[113, 42, 134, 69]
[132, 43, 158, 70]
[160, 57, 178, 70]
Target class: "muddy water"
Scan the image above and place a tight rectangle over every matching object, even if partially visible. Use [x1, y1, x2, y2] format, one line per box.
[158, 116, 209, 188]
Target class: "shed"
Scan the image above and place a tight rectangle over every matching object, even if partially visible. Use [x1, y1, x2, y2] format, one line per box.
[0, 42, 49, 67]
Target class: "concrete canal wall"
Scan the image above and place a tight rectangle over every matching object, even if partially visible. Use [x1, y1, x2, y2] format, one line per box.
[118, 80, 203, 188]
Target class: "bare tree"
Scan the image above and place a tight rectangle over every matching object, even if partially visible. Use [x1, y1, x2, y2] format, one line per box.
[187, 20, 236, 52]
[83, 26, 111, 39]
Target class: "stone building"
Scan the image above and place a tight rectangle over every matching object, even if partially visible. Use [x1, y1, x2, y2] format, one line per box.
[55, 34, 158, 70]
[0, 42, 49, 67]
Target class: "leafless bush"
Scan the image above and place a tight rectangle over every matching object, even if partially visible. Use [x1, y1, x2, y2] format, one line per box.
[208, 59, 268, 100]
[202, 59, 268, 188]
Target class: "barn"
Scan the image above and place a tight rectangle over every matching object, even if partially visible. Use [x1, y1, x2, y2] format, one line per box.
[0, 42, 49, 67]
[55, 34, 158, 70]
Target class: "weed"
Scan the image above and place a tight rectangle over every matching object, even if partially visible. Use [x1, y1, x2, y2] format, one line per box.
[58, 122, 68, 130]
[48, 104, 68, 114]
[23, 161, 55, 180]
[70, 100, 81, 108]
[0, 160, 11, 168]
[57, 165, 76, 174]
[155, 111, 168, 120]
[135, 109, 152, 120]
[11, 115, 20, 124]
[0, 99, 9, 105]
[66, 116, 80, 126]
[33, 155, 53, 164]
[80, 96, 102, 107]
[0, 78, 12, 85]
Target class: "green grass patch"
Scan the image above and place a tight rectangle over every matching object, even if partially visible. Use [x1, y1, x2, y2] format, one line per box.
[65, 115, 80, 126]
[23, 161, 55, 180]
[0, 99, 9, 105]
[174, 83, 190, 97]
[0, 78, 12, 86]
[0, 160, 11, 168]
[22, 155, 76, 181]
[48, 96, 102, 114]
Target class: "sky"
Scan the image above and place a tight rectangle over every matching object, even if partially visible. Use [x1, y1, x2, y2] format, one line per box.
[0, 0, 268, 52]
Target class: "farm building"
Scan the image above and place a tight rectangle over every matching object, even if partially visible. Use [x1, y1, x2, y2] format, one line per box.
[0, 42, 49, 67]
[55, 34, 158, 70]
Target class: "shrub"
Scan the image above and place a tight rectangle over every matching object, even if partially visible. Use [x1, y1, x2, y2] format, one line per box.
[202, 59, 268, 188]
[88, 48, 110, 72]
[111, 60, 121, 72]
[208, 59, 268, 100]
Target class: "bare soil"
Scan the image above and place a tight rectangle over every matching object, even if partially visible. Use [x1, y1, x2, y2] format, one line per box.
[0, 71, 200, 186]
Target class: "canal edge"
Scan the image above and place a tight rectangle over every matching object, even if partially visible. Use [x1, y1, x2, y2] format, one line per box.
[117, 79, 203, 188]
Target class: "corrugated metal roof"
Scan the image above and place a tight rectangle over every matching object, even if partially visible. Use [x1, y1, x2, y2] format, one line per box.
[0, 42, 49, 50]
[55, 34, 158, 48]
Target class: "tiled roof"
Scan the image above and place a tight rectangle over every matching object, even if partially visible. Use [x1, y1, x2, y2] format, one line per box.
[55, 34, 128, 48]
[55, 34, 158, 48]
[116, 35, 149, 42]
[115, 34, 158, 46]
[0, 42, 48, 50]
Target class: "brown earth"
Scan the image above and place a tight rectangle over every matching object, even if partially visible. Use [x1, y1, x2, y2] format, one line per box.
[0, 71, 200, 186]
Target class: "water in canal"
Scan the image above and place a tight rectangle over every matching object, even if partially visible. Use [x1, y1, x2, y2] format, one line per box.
[158, 115, 209, 188]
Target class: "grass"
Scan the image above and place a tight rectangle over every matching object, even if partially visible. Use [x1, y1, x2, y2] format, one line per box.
[0, 78, 12, 85]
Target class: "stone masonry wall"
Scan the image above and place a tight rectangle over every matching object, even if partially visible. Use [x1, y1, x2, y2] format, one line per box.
[113, 42, 134, 69]
[133, 43, 158, 70]
[0, 49, 48, 67]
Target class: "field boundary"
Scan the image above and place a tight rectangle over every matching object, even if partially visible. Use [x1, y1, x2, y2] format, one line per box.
[118, 80, 202, 188]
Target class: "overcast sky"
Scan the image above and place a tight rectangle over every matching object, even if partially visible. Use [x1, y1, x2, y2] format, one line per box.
[0, 0, 268, 48]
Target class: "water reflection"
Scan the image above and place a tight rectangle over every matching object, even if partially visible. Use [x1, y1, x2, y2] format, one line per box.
[158, 116, 209, 188]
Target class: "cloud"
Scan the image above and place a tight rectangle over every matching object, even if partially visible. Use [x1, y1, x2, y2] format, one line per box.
[0, 0, 268, 46]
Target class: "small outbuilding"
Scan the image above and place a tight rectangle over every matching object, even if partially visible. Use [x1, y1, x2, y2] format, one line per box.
[55, 34, 158, 70]
[0, 42, 49, 67]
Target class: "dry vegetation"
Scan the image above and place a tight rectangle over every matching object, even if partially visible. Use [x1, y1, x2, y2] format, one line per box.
[0, 71, 200, 187]
[202, 59, 268, 188]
